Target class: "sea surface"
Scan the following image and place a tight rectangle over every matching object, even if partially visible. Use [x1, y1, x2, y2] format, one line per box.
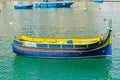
[0, 1, 120, 80]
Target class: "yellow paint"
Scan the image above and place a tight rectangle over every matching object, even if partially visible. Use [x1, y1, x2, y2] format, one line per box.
[20, 34, 103, 45]
[12, 34, 112, 49]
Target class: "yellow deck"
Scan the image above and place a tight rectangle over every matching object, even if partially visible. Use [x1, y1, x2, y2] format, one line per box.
[18, 34, 103, 44]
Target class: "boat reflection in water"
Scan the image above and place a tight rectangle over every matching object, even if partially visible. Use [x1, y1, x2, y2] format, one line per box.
[12, 56, 112, 80]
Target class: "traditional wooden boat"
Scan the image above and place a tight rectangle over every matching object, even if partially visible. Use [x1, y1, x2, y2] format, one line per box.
[13, 1, 33, 9]
[12, 20, 112, 59]
[35, 1, 74, 8]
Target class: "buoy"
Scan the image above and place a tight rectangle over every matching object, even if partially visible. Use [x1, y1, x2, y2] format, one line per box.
[83, 7, 87, 11]
[103, 18, 106, 22]
[10, 22, 12, 25]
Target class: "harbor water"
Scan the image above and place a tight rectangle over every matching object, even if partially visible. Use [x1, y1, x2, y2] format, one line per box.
[0, 1, 120, 80]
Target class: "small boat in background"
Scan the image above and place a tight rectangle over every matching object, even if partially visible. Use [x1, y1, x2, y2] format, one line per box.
[94, 0, 104, 3]
[13, 1, 33, 9]
[35, 1, 74, 8]
[11, 19, 112, 59]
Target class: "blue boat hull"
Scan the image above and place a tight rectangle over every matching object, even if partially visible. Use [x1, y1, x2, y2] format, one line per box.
[35, 1, 74, 8]
[12, 44, 112, 58]
[94, 0, 104, 3]
[14, 5, 33, 9]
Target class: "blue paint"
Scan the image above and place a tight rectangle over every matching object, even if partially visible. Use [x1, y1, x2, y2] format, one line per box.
[94, 0, 104, 3]
[40, 3, 47, 8]
[13, 40, 23, 46]
[14, 5, 33, 9]
[47, 3, 57, 8]
[67, 40, 73, 44]
[12, 44, 112, 58]
[56, 3, 64, 8]
[34, 1, 74, 8]
[37, 44, 48, 48]
[49, 44, 60, 49]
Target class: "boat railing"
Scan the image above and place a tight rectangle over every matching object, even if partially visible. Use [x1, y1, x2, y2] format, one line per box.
[13, 39, 100, 49]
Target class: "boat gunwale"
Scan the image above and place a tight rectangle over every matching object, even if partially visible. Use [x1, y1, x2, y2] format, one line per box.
[12, 34, 104, 47]
[12, 26, 112, 51]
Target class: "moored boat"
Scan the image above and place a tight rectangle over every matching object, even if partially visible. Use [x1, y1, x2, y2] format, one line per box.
[13, 1, 33, 9]
[94, 0, 104, 3]
[35, 1, 74, 8]
[12, 19, 112, 59]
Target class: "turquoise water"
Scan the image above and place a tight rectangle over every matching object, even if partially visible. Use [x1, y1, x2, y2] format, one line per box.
[0, 1, 120, 80]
